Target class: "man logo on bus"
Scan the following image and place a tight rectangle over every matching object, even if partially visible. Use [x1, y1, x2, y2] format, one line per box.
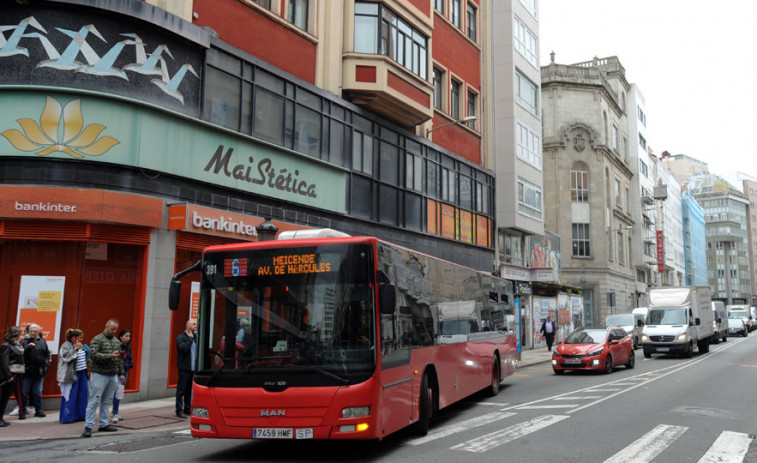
[224, 258, 248, 277]
[260, 410, 286, 417]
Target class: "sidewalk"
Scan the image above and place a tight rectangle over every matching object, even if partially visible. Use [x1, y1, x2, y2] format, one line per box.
[517, 347, 554, 367]
[0, 397, 187, 442]
[0, 350, 552, 442]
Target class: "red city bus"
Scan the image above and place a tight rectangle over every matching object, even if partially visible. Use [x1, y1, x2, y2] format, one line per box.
[169, 233, 518, 440]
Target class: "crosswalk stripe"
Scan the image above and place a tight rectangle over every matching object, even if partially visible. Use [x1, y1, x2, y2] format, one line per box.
[173, 429, 191, 435]
[698, 430, 752, 463]
[451, 415, 569, 453]
[584, 388, 622, 392]
[404, 411, 516, 446]
[603, 424, 688, 463]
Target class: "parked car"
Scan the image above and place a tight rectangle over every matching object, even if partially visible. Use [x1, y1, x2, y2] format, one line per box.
[552, 326, 635, 375]
[727, 314, 748, 337]
[604, 313, 644, 349]
[710, 301, 728, 344]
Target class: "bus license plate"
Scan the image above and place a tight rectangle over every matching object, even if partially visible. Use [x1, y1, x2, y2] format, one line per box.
[253, 428, 292, 439]
[252, 428, 313, 439]
[656, 347, 669, 352]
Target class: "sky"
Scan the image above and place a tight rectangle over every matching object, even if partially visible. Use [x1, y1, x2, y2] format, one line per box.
[538, 0, 757, 186]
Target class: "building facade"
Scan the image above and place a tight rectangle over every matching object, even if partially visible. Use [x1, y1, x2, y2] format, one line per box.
[682, 190, 708, 286]
[541, 55, 635, 327]
[655, 162, 685, 287]
[0, 0, 510, 403]
[684, 175, 752, 304]
[740, 175, 757, 304]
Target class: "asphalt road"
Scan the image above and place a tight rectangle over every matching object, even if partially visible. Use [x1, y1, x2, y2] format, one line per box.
[3, 335, 757, 463]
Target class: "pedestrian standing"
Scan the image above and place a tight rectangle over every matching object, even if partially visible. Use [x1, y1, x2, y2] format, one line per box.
[540, 315, 556, 351]
[20, 324, 51, 418]
[0, 326, 26, 427]
[58, 328, 89, 423]
[175, 319, 197, 419]
[110, 329, 133, 423]
[81, 319, 124, 438]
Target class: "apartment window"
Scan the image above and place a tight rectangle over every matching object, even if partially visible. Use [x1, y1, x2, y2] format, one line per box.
[516, 121, 541, 168]
[451, 80, 460, 119]
[517, 177, 542, 220]
[638, 134, 646, 150]
[617, 232, 624, 265]
[352, 130, 373, 175]
[433, 68, 444, 110]
[519, 0, 537, 17]
[441, 167, 455, 202]
[638, 105, 646, 126]
[466, 3, 477, 41]
[572, 223, 591, 257]
[405, 152, 422, 192]
[451, 0, 461, 28]
[626, 186, 630, 211]
[612, 124, 619, 151]
[615, 178, 621, 206]
[466, 89, 476, 129]
[640, 160, 648, 177]
[513, 16, 538, 67]
[288, 0, 308, 30]
[434, 0, 445, 14]
[515, 71, 537, 114]
[570, 161, 589, 202]
[354, 3, 428, 79]
[253, 0, 272, 7]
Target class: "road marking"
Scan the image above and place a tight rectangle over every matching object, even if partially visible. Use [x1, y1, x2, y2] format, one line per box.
[174, 429, 191, 435]
[465, 402, 509, 407]
[603, 424, 687, 463]
[404, 411, 516, 446]
[451, 415, 569, 453]
[516, 404, 577, 409]
[554, 396, 601, 400]
[698, 430, 752, 463]
[583, 388, 622, 392]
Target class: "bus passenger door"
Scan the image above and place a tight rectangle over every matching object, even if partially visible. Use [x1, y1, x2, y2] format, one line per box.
[379, 312, 414, 436]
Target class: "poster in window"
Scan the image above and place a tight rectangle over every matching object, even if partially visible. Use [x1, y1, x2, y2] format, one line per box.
[441, 204, 455, 240]
[16, 276, 65, 353]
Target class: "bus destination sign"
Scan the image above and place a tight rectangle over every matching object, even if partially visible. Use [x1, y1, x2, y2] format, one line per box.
[256, 253, 333, 276]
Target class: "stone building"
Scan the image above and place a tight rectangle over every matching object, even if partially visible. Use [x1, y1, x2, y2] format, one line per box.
[541, 55, 635, 326]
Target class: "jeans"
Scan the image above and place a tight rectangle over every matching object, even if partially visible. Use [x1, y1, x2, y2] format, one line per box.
[176, 369, 194, 414]
[112, 371, 129, 415]
[21, 375, 44, 414]
[85, 372, 118, 430]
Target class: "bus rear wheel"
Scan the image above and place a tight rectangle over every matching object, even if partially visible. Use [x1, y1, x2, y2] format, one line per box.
[487, 356, 501, 397]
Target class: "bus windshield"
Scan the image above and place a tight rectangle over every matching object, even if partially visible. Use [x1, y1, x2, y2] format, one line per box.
[196, 243, 376, 388]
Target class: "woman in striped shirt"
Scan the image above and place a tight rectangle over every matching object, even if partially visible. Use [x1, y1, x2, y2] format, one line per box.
[57, 329, 90, 423]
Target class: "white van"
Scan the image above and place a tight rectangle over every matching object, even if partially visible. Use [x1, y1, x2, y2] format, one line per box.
[605, 313, 644, 349]
[727, 305, 753, 332]
[710, 301, 727, 344]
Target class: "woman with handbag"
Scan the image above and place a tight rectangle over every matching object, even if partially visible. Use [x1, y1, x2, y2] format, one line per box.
[58, 328, 89, 423]
[0, 326, 26, 427]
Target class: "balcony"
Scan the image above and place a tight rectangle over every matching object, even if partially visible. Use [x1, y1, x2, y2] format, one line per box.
[342, 53, 433, 128]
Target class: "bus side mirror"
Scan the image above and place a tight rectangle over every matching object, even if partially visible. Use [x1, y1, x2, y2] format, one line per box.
[379, 283, 396, 315]
[168, 278, 182, 311]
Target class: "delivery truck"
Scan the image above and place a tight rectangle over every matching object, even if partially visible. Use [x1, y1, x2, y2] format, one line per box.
[641, 287, 713, 358]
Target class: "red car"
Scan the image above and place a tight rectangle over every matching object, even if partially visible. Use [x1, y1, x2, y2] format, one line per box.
[552, 326, 635, 374]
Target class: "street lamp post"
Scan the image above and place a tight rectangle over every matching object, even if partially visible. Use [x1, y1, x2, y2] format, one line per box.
[426, 116, 477, 136]
[256, 217, 278, 241]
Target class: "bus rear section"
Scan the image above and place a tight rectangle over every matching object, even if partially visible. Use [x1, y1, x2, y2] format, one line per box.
[170, 236, 517, 440]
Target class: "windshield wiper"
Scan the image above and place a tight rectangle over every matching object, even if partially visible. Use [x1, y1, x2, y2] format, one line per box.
[283, 364, 350, 384]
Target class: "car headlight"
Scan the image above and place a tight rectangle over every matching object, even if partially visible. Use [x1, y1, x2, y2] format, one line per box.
[588, 347, 604, 356]
[641, 334, 649, 342]
[677, 333, 687, 341]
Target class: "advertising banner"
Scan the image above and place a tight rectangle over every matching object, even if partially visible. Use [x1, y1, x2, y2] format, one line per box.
[16, 275, 65, 353]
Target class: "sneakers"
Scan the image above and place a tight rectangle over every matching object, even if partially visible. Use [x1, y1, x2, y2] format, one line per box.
[9, 407, 33, 416]
[175, 411, 186, 419]
[81, 428, 92, 438]
[111, 414, 123, 423]
[0, 420, 9, 428]
[99, 425, 118, 432]
[34, 412, 46, 418]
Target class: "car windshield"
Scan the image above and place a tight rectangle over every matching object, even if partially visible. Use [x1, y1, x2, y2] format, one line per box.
[729, 312, 747, 319]
[646, 308, 687, 325]
[605, 315, 633, 327]
[564, 329, 607, 344]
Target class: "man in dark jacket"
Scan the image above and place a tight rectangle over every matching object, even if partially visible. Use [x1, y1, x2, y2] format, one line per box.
[82, 319, 124, 438]
[175, 319, 197, 419]
[540, 315, 556, 351]
[20, 324, 50, 418]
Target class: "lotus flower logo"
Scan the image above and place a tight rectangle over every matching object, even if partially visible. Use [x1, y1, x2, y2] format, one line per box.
[1, 96, 119, 158]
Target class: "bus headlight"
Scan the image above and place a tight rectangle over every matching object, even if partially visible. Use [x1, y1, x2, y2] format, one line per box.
[193, 407, 209, 418]
[342, 406, 370, 418]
